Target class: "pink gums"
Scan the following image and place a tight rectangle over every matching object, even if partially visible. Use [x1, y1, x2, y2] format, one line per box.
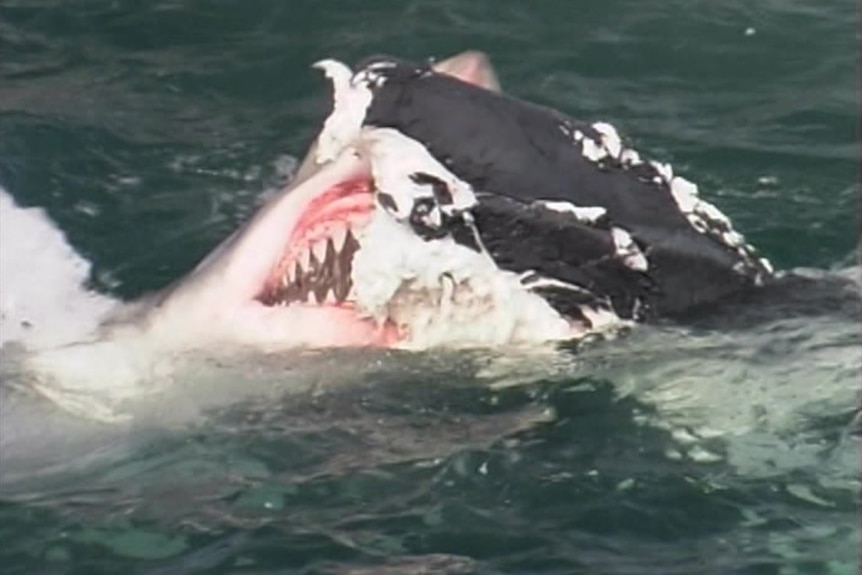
[259, 177, 374, 304]
[254, 176, 403, 346]
[289, 177, 374, 244]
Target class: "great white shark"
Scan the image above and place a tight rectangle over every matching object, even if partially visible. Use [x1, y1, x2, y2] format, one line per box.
[3, 51, 776, 421]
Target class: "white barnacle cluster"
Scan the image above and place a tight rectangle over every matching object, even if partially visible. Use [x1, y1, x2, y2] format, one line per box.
[312, 59, 395, 164]
[570, 118, 773, 280]
[653, 163, 774, 280]
[569, 122, 625, 166]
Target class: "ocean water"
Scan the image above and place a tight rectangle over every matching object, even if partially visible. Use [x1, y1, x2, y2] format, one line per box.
[0, 0, 859, 574]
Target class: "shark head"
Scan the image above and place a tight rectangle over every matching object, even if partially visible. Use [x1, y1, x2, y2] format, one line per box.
[129, 51, 773, 352]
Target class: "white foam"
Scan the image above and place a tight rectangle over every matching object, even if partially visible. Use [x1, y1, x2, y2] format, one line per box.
[0, 189, 117, 351]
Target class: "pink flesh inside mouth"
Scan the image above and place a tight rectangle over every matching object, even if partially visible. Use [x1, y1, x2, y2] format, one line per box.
[254, 176, 402, 346]
[258, 177, 372, 308]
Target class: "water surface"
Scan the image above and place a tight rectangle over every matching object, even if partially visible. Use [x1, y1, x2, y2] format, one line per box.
[0, 1, 858, 573]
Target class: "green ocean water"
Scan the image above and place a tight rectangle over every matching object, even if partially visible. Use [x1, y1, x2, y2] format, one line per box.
[0, 1, 859, 574]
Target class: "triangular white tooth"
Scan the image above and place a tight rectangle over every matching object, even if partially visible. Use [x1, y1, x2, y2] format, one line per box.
[298, 247, 310, 271]
[325, 290, 338, 305]
[313, 239, 328, 263]
[331, 226, 348, 252]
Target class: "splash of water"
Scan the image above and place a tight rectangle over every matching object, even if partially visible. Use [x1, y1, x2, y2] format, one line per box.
[0, 188, 117, 351]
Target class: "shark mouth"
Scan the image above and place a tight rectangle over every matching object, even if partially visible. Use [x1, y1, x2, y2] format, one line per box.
[257, 177, 369, 308]
[247, 126, 586, 349]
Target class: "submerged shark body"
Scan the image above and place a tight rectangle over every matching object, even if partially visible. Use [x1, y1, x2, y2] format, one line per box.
[4, 51, 776, 420]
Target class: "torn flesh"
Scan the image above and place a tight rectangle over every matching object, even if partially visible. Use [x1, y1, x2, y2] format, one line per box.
[271, 126, 625, 348]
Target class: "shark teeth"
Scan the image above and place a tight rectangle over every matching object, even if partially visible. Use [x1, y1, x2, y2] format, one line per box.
[261, 224, 361, 307]
[312, 238, 328, 264]
[297, 247, 310, 274]
[331, 226, 348, 252]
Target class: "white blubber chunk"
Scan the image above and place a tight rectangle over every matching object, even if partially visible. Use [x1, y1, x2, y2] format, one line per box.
[312, 59, 373, 164]
[359, 128, 478, 219]
[350, 210, 577, 348]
